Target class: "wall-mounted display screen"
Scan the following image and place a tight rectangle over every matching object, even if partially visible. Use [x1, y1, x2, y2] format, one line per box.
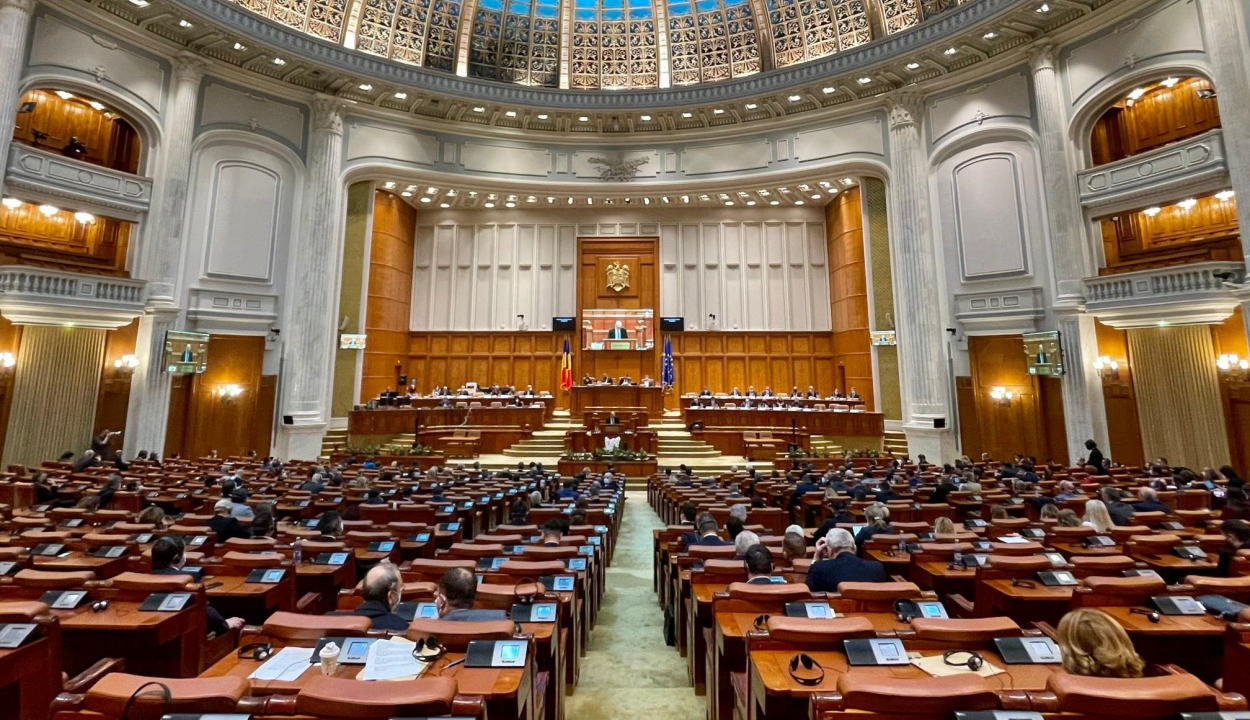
[581, 308, 654, 351]
[340, 333, 367, 350]
[164, 330, 209, 374]
[1023, 331, 1064, 377]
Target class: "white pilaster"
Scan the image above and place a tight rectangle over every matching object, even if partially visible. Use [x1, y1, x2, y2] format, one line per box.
[274, 96, 345, 460]
[123, 54, 204, 457]
[884, 90, 956, 462]
[1029, 41, 1109, 464]
[0, 0, 35, 188]
[1197, 0, 1250, 260]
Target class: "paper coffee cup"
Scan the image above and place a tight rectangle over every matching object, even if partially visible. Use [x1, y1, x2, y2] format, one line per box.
[319, 642, 341, 675]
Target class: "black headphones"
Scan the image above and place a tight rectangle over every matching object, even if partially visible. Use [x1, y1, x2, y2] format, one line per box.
[1010, 578, 1037, 589]
[752, 614, 771, 632]
[117, 680, 170, 720]
[894, 599, 919, 623]
[1130, 607, 1161, 623]
[943, 649, 984, 671]
[90, 599, 110, 613]
[787, 653, 825, 686]
[238, 643, 273, 661]
[412, 636, 446, 663]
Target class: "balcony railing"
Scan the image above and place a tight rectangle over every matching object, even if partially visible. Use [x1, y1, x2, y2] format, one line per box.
[1083, 261, 1244, 329]
[4, 144, 152, 220]
[1077, 129, 1228, 214]
[0, 265, 146, 329]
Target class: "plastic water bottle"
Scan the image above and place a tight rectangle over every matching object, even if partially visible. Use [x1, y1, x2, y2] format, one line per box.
[292, 537, 303, 565]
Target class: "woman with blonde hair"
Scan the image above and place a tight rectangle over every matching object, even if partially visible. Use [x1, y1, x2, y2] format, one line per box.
[1039, 503, 1060, 521]
[1082, 499, 1114, 533]
[854, 502, 894, 554]
[933, 516, 955, 535]
[1055, 608, 1144, 678]
[1057, 509, 1081, 527]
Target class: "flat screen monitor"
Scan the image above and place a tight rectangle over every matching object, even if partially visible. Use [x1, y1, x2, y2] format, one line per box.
[164, 331, 209, 374]
[582, 308, 654, 351]
[340, 333, 367, 350]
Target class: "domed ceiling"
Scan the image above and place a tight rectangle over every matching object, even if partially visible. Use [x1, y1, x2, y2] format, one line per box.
[228, 0, 968, 90]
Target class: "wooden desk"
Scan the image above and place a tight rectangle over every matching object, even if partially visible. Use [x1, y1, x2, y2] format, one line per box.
[1098, 605, 1226, 683]
[417, 407, 546, 430]
[0, 616, 59, 720]
[57, 599, 205, 677]
[748, 647, 1055, 720]
[31, 551, 132, 579]
[685, 409, 884, 452]
[205, 574, 296, 623]
[680, 395, 865, 410]
[347, 408, 418, 436]
[295, 561, 356, 615]
[978, 579, 1072, 626]
[202, 648, 532, 720]
[910, 560, 977, 601]
[570, 385, 664, 414]
[1130, 551, 1219, 584]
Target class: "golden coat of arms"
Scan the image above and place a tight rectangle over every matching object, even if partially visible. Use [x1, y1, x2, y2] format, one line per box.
[605, 262, 630, 292]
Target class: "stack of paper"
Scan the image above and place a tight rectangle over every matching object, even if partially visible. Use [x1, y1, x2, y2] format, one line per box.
[248, 647, 314, 682]
[358, 639, 427, 681]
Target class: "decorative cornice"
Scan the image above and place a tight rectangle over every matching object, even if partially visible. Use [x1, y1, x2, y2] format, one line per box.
[166, 0, 1032, 110]
[0, 0, 36, 14]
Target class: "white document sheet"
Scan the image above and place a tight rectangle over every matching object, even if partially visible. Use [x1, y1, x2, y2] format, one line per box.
[248, 646, 314, 682]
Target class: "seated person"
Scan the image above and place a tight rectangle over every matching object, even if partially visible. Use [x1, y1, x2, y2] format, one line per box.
[522, 384, 536, 396]
[782, 529, 807, 565]
[208, 499, 250, 542]
[744, 545, 776, 584]
[619, 375, 634, 386]
[746, 385, 758, 398]
[1218, 519, 1250, 576]
[729, 386, 742, 397]
[684, 513, 731, 548]
[806, 528, 887, 592]
[789, 386, 801, 398]
[599, 373, 614, 385]
[805, 385, 819, 399]
[848, 387, 861, 399]
[761, 386, 774, 397]
[556, 480, 581, 500]
[1131, 487, 1173, 515]
[639, 375, 655, 387]
[827, 388, 844, 399]
[436, 567, 508, 621]
[726, 518, 745, 542]
[541, 520, 565, 547]
[853, 503, 894, 555]
[733, 529, 759, 558]
[1055, 608, 1144, 678]
[699, 387, 712, 397]
[151, 536, 243, 635]
[315, 510, 344, 541]
[582, 375, 596, 385]
[336, 563, 409, 630]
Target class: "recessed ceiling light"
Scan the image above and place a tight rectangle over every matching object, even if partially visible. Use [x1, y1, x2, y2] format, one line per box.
[88, 101, 105, 111]
[505, 201, 516, 208]
[272, 57, 286, 66]
[857, 77, 871, 85]
[982, 31, 997, 39]
[1127, 88, 1146, 101]
[394, 92, 407, 100]
[794, 200, 805, 205]
[643, 198, 650, 205]
[537, 114, 548, 120]
[547, 197, 555, 204]
[401, 191, 413, 197]
[526, 196, 537, 203]
[420, 197, 431, 203]
[505, 110, 516, 117]
[745, 103, 758, 110]
[713, 108, 724, 115]
[724, 201, 734, 206]
[473, 106, 485, 113]
[906, 62, 921, 70]
[446, 190, 457, 197]
[822, 86, 835, 94]
[788, 94, 802, 102]
[178, 19, 193, 27]
[1035, 2, 1049, 12]
[440, 203, 450, 208]
[680, 196, 689, 203]
[484, 202, 495, 208]
[233, 42, 247, 51]
[383, 181, 396, 189]
[38, 204, 58, 216]
[661, 197, 669, 203]
[640, 114, 651, 121]
[128, 0, 149, 7]
[1161, 77, 1179, 88]
[358, 83, 373, 91]
[426, 187, 438, 194]
[840, 177, 855, 186]
[75, 211, 96, 224]
[944, 47, 958, 56]
[1177, 198, 1197, 210]
[811, 194, 821, 199]
[579, 116, 589, 122]
[681, 112, 692, 118]
[1142, 206, 1161, 216]
[1216, 190, 1235, 201]
[0, 198, 20, 209]
[55, 91, 74, 100]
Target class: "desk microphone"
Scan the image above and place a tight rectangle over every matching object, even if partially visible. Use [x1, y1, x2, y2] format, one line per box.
[1130, 607, 1160, 623]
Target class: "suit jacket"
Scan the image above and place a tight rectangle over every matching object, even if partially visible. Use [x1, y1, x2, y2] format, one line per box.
[441, 608, 509, 622]
[746, 576, 778, 584]
[207, 514, 250, 543]
[805, 553, 887, 592]
[607, 327, 628, 339]
[333, 600, 409, 631]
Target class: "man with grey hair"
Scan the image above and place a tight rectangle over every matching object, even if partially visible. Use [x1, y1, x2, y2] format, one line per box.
[729, 503, 749, 522]
[734, 530, 760, 559]
[332, 562, 408, 630]
[805, 528, 886, 592]
[1132, 486, 1173, 515]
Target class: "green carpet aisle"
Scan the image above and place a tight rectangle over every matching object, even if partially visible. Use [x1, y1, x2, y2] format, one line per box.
[565, 491, 706, 720]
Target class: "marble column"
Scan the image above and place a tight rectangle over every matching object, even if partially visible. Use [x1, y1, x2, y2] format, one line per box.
[1197, 0, 1250, 260]
[0, 0, 35, 187]
[884, 90, 956, 462]
[123, 54, 204, 457]
[1029, 41, 1109, 464]
[275, 96, 345, 460]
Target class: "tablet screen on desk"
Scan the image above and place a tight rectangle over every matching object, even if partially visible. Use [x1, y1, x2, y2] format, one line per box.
[532, 604, 556, 622]
[916, 601, 947, 619]
[567, 559, 587, 571]
[0, 624, 35, 649]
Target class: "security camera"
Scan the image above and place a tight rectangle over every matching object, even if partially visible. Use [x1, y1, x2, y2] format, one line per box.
[1212, 270, 1237, 282]
[945, 327, 957, 335]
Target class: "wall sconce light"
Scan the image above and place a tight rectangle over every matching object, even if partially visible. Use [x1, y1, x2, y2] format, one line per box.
[113, 354, 138, 372]
[989, 386, 1013, 405]
[215, 384, 244, 401]
[1217, 354, 1250, 380]
[0, 352, 14, 370]
[1093, 355, 1121, 381]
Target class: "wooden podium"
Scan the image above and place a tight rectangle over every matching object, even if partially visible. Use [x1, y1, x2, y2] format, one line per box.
[569, 385, 664, 414]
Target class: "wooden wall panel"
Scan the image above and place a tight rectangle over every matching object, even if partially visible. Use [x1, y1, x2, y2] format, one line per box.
[164, 335, 272, 458]
[667, 331, 838, 405]
[1090, 77, 1220, 165]
[1214, 310, 1250, 475]
[577, 237, 659, 383]
[964, 335, 1051, 462]
[826, 187, 875, 410]
[1100, 193, 1241, 274]
[13, 89, 141, 173]
[0, 318, 22, 462]
[0, 201, 130, 274]
[1094, 321, 1145, 467]
[407, 332, 573, 398]
[93, 320, 136, 444]
[362, 191, 416, 401]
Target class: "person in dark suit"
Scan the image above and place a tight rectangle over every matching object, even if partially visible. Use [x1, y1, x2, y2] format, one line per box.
[805, 386, 819, 399]
[790, 474, 821, 508]
[207, 499, 250, 542]
[333, 563, 409, 630]
[436, 567, 508, 621]
[685, 514, 731, 549]
[607, 321, 629, 339]
[806, 528, 887, 592]
[599, 374, 614, 385]
[151, 536, 243, 636]
[744, 545, 776, 584]
[699, 387, 712, 397]
[729, 386, 742, 397]
[1218, 519, 1250, 576]
[1131, 487, 1172, 515]
[605, 412, 621, 425]
[1084, 439, 1106, 474]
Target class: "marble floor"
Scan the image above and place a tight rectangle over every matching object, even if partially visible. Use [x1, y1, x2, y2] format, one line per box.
[565, 491, 706, 720]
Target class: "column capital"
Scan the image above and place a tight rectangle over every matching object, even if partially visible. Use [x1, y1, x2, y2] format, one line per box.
[173, 53, 207, 85]
[310, 95, 345, 135]
[885, 90, 925, 131]
[1027, 40, 1059, 74]
[0, 0, 35, 14]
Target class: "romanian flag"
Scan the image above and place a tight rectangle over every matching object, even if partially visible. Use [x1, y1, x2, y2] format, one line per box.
[560, 338, 573, 391]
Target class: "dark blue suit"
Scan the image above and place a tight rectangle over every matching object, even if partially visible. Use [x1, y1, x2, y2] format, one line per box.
[805, 553, 888, 592]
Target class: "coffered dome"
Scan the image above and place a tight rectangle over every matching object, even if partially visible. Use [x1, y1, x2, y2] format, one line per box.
[226, 0, 968, 90]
